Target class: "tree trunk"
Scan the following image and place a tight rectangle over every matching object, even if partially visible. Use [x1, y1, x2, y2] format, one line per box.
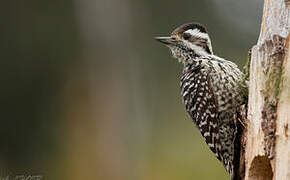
[244, 0, 290, 180]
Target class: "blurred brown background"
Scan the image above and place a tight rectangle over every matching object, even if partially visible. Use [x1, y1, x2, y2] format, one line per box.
[0, 0, 262, 179]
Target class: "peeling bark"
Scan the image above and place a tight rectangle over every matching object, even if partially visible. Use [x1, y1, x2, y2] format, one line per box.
[244, 0, 290, 179]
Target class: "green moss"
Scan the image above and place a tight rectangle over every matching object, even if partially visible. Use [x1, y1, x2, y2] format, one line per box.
[239, 49, 252, 101]
[243, 49, 252, 82]
[263, 57, 284, 102]
[274, 68, 283, 98]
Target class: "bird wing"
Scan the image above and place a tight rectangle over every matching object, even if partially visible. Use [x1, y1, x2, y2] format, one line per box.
[181, 67, 223, 162]
[207, 61, 242, 174]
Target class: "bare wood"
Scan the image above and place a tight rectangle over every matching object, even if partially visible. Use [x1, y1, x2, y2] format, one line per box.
[274, 34, 290, 180]
[244, 0, 290, 179]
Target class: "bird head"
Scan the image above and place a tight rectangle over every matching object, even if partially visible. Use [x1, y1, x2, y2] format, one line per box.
[155, 23, 213, 61]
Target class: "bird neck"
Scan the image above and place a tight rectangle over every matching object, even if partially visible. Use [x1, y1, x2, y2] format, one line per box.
[181, 50, 210, 67]
[171, 45, 213, 67]
[183, 57, 203, 72]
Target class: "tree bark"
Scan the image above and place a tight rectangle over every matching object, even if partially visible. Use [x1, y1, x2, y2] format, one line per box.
[244, 0, 290, 180]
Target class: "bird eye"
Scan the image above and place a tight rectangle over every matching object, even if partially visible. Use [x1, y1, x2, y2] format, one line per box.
[183, 33, 191, 40]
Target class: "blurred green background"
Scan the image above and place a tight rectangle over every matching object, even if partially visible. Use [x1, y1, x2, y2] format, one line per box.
[1, 0, 263, 179]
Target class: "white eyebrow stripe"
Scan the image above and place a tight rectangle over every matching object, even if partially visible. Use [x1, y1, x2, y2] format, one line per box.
[184, 29, 209, 39]
[183, 41, 210, 57]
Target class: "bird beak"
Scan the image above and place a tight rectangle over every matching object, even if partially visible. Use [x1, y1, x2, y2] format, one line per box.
[155, 36, 177, 45]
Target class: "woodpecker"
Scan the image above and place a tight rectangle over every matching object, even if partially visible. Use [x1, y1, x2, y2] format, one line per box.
[155, 22, 247, 179]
